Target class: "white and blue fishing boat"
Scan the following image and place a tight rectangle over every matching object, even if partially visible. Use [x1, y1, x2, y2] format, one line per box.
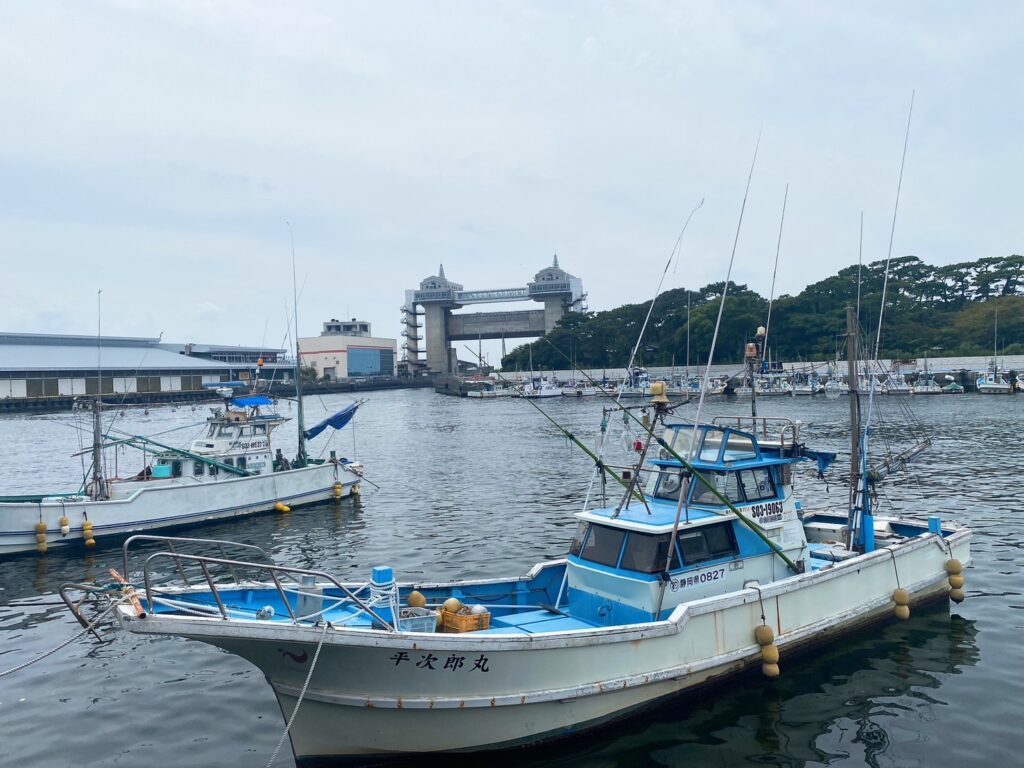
[1, 383, 365, 555]
[93, 309, 971, 763]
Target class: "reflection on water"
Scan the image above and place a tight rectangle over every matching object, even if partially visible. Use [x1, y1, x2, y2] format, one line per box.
[0, 390, 1021, 767]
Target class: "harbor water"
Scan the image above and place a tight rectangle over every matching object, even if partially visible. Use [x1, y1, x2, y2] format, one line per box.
[0, 389, 1021, 766]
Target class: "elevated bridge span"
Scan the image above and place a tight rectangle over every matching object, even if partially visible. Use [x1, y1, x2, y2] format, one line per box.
[402, 257, 585, 374]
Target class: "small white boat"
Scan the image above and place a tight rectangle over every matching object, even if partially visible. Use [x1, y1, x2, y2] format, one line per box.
[0, 393, 363, 555]
[976, 370, 1012, 395]
[520, 379, 562, 398]
[910, 377, 944, 395]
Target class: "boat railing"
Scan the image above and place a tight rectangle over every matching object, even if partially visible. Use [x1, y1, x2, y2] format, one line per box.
[139, 549, 396, 630]
[711, 416, 800, 446]
[122, 534, 272, 586]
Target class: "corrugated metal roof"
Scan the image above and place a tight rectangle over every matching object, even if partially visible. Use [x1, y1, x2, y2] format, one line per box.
[0, 343, 232, 372]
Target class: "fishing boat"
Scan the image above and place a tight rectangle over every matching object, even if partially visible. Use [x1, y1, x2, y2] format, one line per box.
[91, 306, 971, 763]
[0, 389, 364, 556]
[520, 378, 561, 398]
[976, 366, 1011, 395]
[789, 372, 821, 396]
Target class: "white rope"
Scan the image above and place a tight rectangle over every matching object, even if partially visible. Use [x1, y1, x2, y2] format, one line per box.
[0, 600, 120, 678]
[266, 620, 332, 767]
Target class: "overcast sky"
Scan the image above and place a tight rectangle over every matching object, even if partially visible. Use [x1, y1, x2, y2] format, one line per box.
[1, 1, 1020, 357]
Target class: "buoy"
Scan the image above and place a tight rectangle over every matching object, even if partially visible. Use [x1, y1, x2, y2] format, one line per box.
[761, 662, 780, 679]
[948, 574, 965, 589]
[35, 532, 47, 544]
[34, 521, 47, 534]
[761, 644, 780, 664]
[59, 515, 70, 536]
[894, 604, 911, 620]
[442, 597, 462, 614]
[754, 624, 775, 646]
[949, 587, 965, 603]
[82, 520, 96, 546]
[333, 482, 343, 499]
[407, 590, 426, 608]
[944, 559, 963, 575]
[274, 502, 291, 513]
[37, 542, 47, 554]
[893, 588, 910, 606]
[351, 484, 361, 496]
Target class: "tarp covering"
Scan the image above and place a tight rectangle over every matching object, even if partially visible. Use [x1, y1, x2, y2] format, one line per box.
[232, 395, 274, 407]
[304, 402, 359, 440]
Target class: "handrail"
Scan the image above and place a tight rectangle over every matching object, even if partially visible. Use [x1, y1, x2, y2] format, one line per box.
[141, 551, 396, 630]
[123, 534, 270, 580]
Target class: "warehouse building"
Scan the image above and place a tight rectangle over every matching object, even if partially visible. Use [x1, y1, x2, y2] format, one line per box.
[0, 332, 289, 399]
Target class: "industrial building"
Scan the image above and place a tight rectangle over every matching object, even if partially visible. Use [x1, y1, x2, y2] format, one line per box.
[299, 319, 397, 380]
[0, 332, 289, 401]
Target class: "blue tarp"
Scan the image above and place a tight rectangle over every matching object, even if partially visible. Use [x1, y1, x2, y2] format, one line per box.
[232, 395, 274, 407]
[304, 402, 360, 440]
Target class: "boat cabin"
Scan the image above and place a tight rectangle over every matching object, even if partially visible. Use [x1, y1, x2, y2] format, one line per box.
[563, 423, 809, 622]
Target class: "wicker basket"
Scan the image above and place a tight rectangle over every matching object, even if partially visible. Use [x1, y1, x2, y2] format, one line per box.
[442, 608, 491, 633]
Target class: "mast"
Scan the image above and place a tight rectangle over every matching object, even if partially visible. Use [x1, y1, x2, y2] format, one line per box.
[289, 224, 307, 467]
[845, 305, 861, 548]
[91, 290, 107, 500]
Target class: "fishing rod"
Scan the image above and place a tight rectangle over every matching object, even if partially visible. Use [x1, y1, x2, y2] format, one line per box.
[463, 346, 645, 504]
[849, 90, 916, 552]
[584, 198, 705, 510]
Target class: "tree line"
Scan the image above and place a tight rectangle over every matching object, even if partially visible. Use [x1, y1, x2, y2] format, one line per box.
[500, 255, 1024, 370]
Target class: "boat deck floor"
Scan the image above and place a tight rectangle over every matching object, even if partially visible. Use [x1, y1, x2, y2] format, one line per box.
[478, 609, 599, 635]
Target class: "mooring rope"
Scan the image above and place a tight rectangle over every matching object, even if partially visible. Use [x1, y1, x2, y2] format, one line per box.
[0, 600, 120, 679]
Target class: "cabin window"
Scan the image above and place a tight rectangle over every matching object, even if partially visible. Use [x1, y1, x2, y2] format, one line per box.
[224, 458, 234, 467]
[652, 470, 685, 501]
[218, 426, 236, 437]
[579, 524, 627, 568]
[568, 522, 589, 556]
[193, 461, 204, 476]
[620, 531, 680, 573]
[209, 464, 218, 476]
[171, 460, 183, 478]
[739, 468, 776, 501]
[691, 471, 742, 505]
[237, 457, 247, 470]
[676, 522, 738, 565]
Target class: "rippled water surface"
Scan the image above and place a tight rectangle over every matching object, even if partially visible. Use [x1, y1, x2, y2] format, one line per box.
[0, 390, 1021, 767]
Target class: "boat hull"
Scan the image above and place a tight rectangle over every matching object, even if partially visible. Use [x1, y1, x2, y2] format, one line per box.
[0, 462, 359, 555]
[120, 528, 969, 759]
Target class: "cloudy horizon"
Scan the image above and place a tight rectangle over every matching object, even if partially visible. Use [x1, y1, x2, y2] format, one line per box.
[1, 1, 1020, 359]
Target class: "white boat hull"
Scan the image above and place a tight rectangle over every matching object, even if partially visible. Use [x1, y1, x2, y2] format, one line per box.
[0, 462, 359, 555]
[120, 527, 969, 760]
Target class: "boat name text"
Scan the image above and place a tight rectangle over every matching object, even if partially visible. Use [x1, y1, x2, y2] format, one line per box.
[389, 652, 491, 673]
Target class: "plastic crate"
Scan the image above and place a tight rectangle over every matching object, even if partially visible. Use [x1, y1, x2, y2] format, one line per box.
[442, 608, 491, 633]
[398, 607, 437, 633]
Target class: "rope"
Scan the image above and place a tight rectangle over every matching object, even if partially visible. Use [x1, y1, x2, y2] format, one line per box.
[266, 620, 332, 767]
[0, 600, 120, 678]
